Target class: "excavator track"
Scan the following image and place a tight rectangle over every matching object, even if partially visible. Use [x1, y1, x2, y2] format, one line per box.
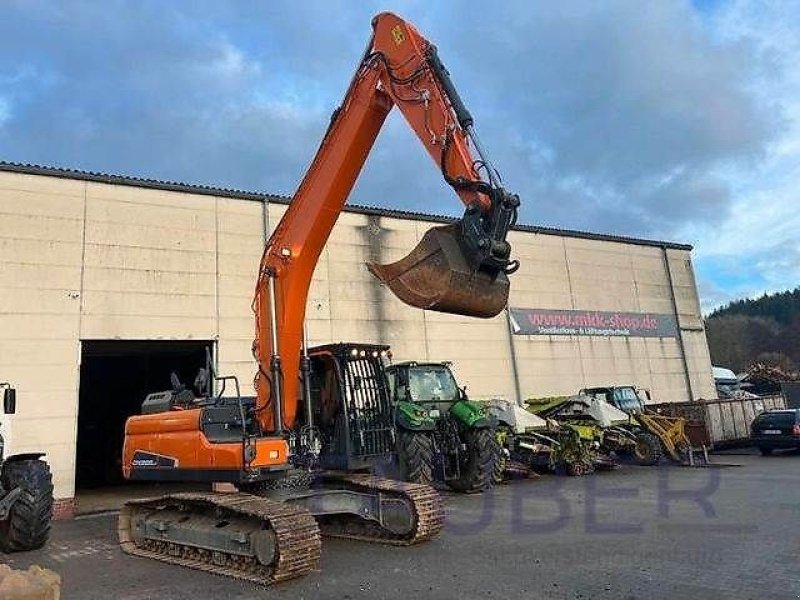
[316, 474, 445, 545]
[118, 492, 320, 585]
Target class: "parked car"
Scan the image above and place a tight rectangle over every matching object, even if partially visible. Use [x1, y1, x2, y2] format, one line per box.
[750, 409, 800, 455]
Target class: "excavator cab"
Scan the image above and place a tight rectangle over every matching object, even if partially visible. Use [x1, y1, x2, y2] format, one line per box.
[306, 343, 396, 471]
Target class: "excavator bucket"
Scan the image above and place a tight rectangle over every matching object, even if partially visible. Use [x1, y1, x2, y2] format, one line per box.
[367, 223, 509, 318]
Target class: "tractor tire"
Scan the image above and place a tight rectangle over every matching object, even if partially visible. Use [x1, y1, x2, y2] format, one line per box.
[493, 448, 508, 485]
[448, 428, 499, 494]
[565, 460, 594, 477]
[396, 431, 434, 485]
[0, 459, 53, 553]
[633, 432, 663, 466]
[614, 444, 633, 457]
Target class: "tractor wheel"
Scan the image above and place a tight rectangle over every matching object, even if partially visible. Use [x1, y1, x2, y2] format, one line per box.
[565, 460, 594, 477]
[614, 444, 633, 457]
[0, 459, 53, 552]
[633, 432, 663, 466]
[448, 428, 499, 494]
[396, 431, 434, 485]
[493, 448, 508, 485]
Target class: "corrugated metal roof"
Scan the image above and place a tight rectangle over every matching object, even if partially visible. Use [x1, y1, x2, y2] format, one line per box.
[0, 161, 692, 251]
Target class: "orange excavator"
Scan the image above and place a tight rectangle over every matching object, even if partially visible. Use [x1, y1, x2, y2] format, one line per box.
[118, 12, 520, 584]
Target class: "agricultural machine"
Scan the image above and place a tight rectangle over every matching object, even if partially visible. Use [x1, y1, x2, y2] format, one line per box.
[528, 386, 706, 466]
[385, 361, 499, 493]
[487, 398, 612, 479]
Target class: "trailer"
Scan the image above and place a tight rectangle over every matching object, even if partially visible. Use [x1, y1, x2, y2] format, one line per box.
[651, 394, 787, 447]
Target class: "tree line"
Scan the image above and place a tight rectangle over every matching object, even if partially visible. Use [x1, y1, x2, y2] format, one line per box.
[705, 287, 800, 373]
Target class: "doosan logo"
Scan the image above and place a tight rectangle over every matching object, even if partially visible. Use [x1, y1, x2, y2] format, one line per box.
[131, 451, 178, 468]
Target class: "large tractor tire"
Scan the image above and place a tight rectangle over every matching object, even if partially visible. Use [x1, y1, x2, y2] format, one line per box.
[396, 431, 434, 485]
[448, 428, 499, 494]
[633, 432, 663, 466]
[565, 460, 595, 477]
[0, 459, 53, 553]
[493, 448, 508, 485]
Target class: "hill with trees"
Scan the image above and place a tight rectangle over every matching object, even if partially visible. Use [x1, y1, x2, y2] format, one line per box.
[705, 287, 800, 373]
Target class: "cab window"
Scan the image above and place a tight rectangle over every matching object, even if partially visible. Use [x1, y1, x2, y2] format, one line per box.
[613, 388, 642, 412]
[408, 366, 458, 402]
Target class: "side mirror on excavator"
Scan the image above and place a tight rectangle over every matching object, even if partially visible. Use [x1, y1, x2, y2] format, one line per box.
[3, 387, 16, 415]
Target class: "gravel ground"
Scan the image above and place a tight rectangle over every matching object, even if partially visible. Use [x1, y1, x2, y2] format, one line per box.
[5, 448, 800, 600]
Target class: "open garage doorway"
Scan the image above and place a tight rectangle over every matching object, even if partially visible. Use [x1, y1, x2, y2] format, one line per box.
[75, 340, 213, 512]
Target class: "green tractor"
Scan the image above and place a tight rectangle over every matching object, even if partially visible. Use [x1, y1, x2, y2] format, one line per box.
[385, 361, 499, 493]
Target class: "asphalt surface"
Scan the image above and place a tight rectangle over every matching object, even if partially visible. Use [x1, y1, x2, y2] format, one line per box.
[5, 448, 800, 600]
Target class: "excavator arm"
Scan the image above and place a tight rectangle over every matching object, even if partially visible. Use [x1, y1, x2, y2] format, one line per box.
[253, 12, 520, 432]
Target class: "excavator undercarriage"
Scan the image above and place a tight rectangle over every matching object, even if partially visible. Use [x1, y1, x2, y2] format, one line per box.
[119, 475, 444, 585]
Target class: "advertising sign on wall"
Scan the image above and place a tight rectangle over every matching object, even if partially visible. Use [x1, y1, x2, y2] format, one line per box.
[508, 307, 678, 338]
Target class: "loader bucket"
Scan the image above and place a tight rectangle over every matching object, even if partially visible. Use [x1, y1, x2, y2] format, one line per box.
[367, 222, 509, 318]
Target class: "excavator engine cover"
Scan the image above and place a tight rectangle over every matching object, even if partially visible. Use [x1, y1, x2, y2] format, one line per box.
[367, 222, 509, 318]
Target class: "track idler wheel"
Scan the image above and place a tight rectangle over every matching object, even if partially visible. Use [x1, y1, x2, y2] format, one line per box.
[367, 223, 509, 318]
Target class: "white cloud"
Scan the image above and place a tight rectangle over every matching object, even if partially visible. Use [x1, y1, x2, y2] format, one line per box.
[0, 1, 796, 309]
[678, 1, 800, 309]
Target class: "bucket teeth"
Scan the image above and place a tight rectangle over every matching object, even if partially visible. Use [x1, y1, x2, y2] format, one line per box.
[367, 223, 508, 318]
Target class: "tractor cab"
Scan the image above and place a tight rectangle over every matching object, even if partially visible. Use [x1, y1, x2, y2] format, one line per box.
[385, 361, 462, 415]
[384, 361, 498, 493]
[384, 361, 493, 431]
[580, 386, 650, 415]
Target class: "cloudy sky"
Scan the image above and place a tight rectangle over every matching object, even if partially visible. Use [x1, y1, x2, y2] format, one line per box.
[1, 1, 797, 311]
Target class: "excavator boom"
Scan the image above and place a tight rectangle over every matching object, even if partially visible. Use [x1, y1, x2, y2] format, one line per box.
[255, 12, 520, 431]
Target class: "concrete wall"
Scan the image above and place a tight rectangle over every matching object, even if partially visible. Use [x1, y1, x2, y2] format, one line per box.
[0, 170, 715, 500]
[0, 173, 84, 500]
[505, 231, 715, 403]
